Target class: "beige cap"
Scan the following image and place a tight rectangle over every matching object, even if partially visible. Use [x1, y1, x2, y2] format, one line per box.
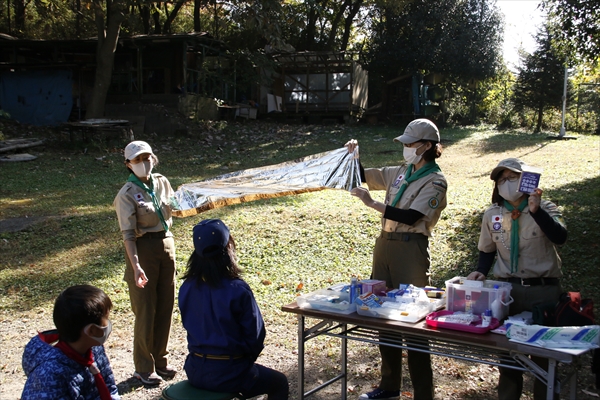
[394, 119, 440, 144]
[490, 158, 526, 180]
[124, 141, 153, 161]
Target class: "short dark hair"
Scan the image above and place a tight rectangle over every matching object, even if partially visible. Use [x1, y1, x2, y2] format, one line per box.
[421, 141, 443, 162]
[53, 285, 113, 343]
[182, 235, 242, 287]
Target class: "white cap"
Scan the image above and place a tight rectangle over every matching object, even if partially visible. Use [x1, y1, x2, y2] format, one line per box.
[393, 119, 440, 144]
[124, 141, 153, 161]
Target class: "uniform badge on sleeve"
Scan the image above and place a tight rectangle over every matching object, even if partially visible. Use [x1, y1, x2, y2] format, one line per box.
[428, 197, 440, 209]
[134, 193, 145, 203]
[431, 180, 447, 190]
[492, 214, 502, 231]
[392, 174, 405, 187]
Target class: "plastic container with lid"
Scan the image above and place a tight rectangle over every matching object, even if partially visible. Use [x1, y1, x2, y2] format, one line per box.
[445, 277, 513, 321]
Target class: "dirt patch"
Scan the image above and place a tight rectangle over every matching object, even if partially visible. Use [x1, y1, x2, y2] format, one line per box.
[1, 306, 599, 400]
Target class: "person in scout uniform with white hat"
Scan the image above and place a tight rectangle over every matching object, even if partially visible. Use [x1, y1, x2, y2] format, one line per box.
[345, 118, 447, 400]
[114, 140, 177, 386]
[468, 157, 567, 400]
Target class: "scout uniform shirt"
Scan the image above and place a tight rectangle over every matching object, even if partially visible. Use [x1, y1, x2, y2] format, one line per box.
[478, 199, 564, 279]
[114, 173, 174, 241]
[364, 164, 447, 237]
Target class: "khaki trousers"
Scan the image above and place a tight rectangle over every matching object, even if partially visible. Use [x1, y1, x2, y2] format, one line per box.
[372, 232, 434, 400]
[124, 236, 176, 373]
[498, 282, 563, 400]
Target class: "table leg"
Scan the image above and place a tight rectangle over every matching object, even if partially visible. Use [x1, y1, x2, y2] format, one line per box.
[341, 323, 347, 400]
[569, 368, 577, 400]
[546, 358, 556, 400]
[298, 315, 305, 400]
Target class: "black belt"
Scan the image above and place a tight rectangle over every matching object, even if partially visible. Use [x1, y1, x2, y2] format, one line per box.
[380, 231, 426, 241]
[193, 353, 244, 360]
[497, 277, 560, 286]
[139, 231, 167, 239]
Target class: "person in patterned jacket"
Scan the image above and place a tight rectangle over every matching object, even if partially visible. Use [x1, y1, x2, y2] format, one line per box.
[21, 285, 120, 400]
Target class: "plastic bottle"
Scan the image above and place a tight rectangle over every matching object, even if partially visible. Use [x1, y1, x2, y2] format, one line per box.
[491, 284, 502, 320]
[350, 277, 361, 304]
[481, 309, 492, 327]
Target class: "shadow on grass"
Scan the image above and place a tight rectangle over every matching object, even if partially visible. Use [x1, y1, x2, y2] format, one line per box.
[476, 131, 555, 155]
[0, 210, 126, 310]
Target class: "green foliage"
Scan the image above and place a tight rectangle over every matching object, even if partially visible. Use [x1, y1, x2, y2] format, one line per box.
[363, 0, 503, 82]
[512, 25, 567, 133]
[542, 0, 600, 62]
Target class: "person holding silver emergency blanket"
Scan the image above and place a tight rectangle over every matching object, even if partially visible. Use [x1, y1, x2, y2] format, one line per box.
[346, 119, 447, 400]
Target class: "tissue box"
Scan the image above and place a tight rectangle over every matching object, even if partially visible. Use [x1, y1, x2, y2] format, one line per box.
[360, 279, 387, 296]
[506, 323, 600, 349]
[445, 277, 512, 320]
[355, 292, 383, 308]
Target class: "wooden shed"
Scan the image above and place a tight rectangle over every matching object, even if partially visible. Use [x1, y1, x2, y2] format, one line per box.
[266, 51, 368, 122]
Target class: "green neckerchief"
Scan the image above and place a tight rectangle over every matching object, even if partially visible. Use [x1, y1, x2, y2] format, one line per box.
[504, 197, 529, 273]
[127, 173, 169, 232]
[390, 161, 442, 208]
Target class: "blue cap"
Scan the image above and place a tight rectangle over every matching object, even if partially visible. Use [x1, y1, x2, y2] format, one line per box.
[193, 219, 230, 258]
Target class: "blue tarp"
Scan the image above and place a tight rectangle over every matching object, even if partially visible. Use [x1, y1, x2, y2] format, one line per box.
[0, 70, 73, 126]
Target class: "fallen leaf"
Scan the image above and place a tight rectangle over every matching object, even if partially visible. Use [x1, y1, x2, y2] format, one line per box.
[582, 390, 599, 397]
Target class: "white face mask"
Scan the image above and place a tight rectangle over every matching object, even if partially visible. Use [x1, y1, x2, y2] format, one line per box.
[130, 160, 153, 178]
[498, 180, 522, 202]
[403, 143, 425, 165]
[84, 320, 112, 346]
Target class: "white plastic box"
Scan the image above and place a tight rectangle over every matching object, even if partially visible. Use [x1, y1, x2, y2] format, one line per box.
[356, 296, 437, 323]
[296, 289, 355, 314]
[445, 277, 513, 321]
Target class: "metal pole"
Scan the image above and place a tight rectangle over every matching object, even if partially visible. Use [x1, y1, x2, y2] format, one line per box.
[559, 60, 568, 137]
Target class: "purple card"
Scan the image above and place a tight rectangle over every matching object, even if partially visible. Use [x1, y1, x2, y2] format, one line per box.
[518, 166, 542, 193]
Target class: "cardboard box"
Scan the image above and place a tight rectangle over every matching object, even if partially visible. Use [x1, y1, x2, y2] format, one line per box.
[506, 322, 600, 349]
[445, 277, 513, 320]
[360, 279, 387, 296]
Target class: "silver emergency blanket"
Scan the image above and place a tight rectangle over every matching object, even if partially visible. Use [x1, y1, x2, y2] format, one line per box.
[172, 146, 361, 217]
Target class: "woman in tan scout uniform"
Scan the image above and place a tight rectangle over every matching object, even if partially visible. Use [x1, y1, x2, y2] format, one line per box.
[114, 141, 177, 386]
[468, 157, 567, 400]
[346, 118, 447, 400]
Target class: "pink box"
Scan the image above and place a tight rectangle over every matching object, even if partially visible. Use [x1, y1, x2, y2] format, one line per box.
[360, 279, 387, 296]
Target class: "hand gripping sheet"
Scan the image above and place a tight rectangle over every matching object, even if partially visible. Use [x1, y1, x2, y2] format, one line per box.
[172, 146, 361, 217]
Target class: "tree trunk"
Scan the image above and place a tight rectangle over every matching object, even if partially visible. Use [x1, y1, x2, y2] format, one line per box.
[304, 4, 318, 50]
[75, 0, 82, 37]
[325, 0, 350, 50]
[163, 0, 185, 34]
[13, 0, 25, 35]
[139, 3, 151, 34]
[340, 0, 363, 52]
[86, 0, 125, 119]
[535, 105, 543, 133]
[153, 3, 162, 34]
[194, 0, 201, 31]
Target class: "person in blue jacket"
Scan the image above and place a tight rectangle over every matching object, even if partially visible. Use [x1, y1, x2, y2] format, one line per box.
[178, 219, 288, 399]
[21, 285, 120, 400]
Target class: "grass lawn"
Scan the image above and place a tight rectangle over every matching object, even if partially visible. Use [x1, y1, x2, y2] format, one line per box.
[1, 120, 599, 398]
